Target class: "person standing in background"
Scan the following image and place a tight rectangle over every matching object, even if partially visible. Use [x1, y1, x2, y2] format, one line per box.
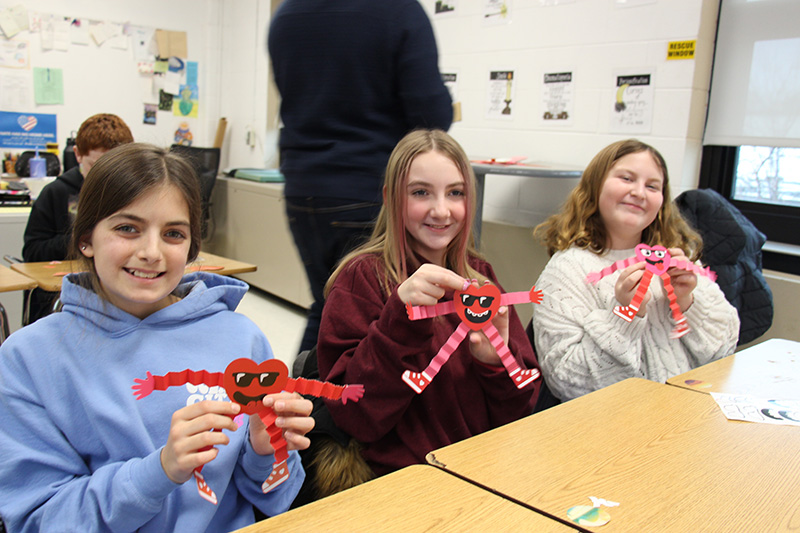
[268, 0, 453, 354]
[22, 113, 133, 323]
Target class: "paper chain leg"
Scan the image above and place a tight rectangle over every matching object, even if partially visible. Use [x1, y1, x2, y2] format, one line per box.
[402, 322, 470, 393]
[612, 270, 689, 337]
[484, 322, 541, 388]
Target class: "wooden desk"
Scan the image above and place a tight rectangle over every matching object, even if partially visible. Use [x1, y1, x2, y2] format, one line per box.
[10, 252, 256, 292]
[234, 465, 576, 532]
[0, 264, 37, 293]
[427, 378, 800, 532]
[667, 338, 800, 399]
[0, 264, 38, 343]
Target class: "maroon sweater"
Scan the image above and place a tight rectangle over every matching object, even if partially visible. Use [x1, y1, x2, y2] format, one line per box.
[317, 254, 541, 475]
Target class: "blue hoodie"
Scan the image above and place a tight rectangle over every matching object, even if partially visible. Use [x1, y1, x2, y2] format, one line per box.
[0, 272, 303, 532]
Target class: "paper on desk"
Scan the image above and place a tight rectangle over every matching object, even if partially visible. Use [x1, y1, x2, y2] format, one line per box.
[711, 392, 800, 427]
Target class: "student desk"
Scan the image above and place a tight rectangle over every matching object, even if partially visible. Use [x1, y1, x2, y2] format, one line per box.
[10, 252, 256, 292]
[0, 264, 37, 344]
[233, 465, 576, 532]
[667, 338, 800, 398]
[426, 378, 800, 532]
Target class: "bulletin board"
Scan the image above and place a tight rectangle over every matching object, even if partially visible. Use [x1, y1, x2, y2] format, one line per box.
[0, 1, 214, 159]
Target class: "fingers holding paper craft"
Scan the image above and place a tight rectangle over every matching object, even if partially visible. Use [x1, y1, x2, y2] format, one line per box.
[585, 243, 716, 338]
[132, 358, 363, 501]
[403, 280, 543, 393]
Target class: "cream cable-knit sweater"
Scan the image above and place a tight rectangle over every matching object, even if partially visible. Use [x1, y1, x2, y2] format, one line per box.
[533, 246, 740, 401]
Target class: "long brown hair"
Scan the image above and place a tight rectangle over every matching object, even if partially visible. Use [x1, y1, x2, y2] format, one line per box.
[534, 139, 702, 260]
[325, 129, 483, 297]
[70, 143, 202, 300]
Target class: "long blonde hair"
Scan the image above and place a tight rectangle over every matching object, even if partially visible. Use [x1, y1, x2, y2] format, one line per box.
[325, 129, 484, 297]
[534, 139, 702, 260]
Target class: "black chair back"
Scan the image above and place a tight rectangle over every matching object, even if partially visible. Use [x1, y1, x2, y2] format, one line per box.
[169, 145, 220, 238]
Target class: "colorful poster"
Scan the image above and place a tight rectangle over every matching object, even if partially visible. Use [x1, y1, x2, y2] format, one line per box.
[173, 84, 198, 118]
[0, 111, 57, 149]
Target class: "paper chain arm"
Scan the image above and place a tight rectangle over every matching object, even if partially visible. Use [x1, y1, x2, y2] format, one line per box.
[285, 377, 364, 404]
[406, 300, 455, 321]
[132, 369, 222, 400]
[501, 286, 544, 306]
[406, 287, 543, 320]
[670, 259, 717, 282]
[402, 282, 542, 393]
[585, 256, 639, 284]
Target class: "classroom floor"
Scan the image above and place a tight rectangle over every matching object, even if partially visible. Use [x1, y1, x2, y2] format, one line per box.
[235, 286, 308, 370]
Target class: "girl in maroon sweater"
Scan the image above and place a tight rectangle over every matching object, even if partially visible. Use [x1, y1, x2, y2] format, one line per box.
[317, 130, 541, 476]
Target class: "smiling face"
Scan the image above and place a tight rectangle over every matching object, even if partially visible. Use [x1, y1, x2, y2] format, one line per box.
[597, 151, 664, 249]
[403, 150, 467, 266]
[454, 283, 501, 331]
[635, 244, 671, 275]
[223, 358, 289, 414]
[80, 184, 192, 319]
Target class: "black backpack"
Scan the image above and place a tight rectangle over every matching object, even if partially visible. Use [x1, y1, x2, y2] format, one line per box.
[14, 151, 61, 177]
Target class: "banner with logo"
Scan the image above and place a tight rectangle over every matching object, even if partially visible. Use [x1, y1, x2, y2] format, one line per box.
[0, 111, 57, 149]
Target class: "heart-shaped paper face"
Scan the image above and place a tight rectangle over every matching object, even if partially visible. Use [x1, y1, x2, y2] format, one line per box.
[454, 283, 501, 331]
[223, 358, 288, 414]
[635, 244, 671, 275]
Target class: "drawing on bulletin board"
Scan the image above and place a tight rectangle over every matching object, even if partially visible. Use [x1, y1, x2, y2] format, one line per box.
[143, 104, 157, 125]
[0, 39, 29, 68]
[610, 72, 654, 134]
[173, 84, 198, 118]
[159, 90, 174, 111]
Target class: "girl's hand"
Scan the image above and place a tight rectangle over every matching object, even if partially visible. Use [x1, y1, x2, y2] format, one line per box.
[468, 303, 509, 366]
[666, 248, 697, 312]
[249, 392, 314, 456]
[615, 261, 651, 317]
[160, 400, 241, 484]
[398, 263, 466, 306]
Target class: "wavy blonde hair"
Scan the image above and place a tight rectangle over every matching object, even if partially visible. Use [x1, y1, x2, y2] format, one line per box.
[325, 129, 484, 297]
[534, 139, 702, 260]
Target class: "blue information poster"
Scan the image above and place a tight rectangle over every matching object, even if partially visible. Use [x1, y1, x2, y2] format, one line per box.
[0, 111, 57, 149]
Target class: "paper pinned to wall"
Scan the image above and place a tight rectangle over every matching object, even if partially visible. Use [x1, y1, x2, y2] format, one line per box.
[41, 15, 70, 52]
[69, 18, 90, 45]
[33, 67, 64, 105]
[0, 38, 29, 69]
[155, 29, 187, 59]
[0, 4, 29, 38]
[0, 70, 34, 111]
[131, 25, 156, 61]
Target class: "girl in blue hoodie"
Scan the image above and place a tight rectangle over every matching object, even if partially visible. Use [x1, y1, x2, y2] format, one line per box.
[0, 143, 313, 532]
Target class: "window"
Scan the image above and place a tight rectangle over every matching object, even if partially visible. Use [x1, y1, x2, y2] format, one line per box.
[700, 0, 800, 275]
[733, 146, 800, 208]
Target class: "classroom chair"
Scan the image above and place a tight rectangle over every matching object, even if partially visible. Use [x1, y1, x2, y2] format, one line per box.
[169, 145, 220, 240]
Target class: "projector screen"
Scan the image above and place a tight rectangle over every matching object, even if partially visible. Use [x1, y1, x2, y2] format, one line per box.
[704, 0, 800, 148]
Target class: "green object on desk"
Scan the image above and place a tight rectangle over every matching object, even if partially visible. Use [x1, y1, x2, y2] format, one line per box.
[232, 168, 284, 182]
